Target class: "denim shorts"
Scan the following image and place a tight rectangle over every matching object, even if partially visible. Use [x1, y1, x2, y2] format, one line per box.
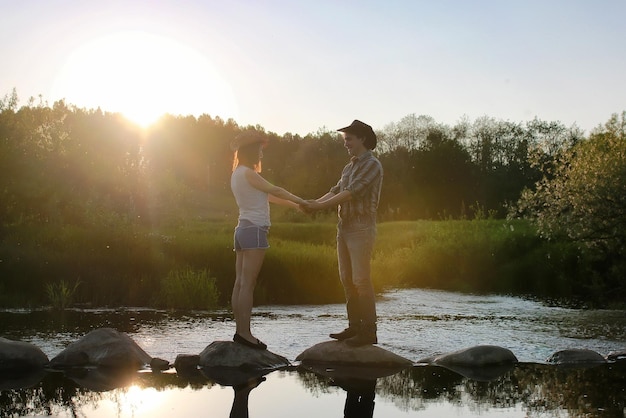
[234, 219, 270, 250]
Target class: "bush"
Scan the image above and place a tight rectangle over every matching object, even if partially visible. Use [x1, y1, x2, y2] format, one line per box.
[513, 112, 626, 303]
[158, 267, 220, 310]
[45, 279, 81, 310]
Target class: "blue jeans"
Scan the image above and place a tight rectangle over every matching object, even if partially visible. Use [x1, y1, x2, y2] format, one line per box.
[336, 223, 377, 328]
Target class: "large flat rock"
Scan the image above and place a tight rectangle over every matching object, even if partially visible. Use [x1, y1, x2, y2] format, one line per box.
[296, 341, 413, 368]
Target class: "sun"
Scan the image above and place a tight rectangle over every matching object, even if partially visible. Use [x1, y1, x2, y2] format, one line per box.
[52, 31, 238, 127]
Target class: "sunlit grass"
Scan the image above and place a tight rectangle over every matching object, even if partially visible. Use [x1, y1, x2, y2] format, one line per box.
[0, 218, 595, 308]
[158, 267, 220, 309]
[45, 279, 81, 310]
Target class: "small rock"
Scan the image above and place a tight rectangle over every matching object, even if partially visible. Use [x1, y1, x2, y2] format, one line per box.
[150, 357, 170, 371]
[607, 350, 626, 362]
[174, 354, 200, 373]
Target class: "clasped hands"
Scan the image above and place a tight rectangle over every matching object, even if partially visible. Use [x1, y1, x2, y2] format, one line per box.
[298, 199, 323, 214]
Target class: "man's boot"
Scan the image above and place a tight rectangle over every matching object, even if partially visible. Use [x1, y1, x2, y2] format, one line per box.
[330, 299, 361, 340]
[329, 327, 358, 340]
[345, 324, 377, 347]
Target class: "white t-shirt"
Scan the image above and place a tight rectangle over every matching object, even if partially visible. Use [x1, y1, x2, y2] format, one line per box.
[230, 165, 270, 226]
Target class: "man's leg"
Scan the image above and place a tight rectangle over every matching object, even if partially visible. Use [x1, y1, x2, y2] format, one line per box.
[330, 230, 360, 340]
[343, 227, 377, 346]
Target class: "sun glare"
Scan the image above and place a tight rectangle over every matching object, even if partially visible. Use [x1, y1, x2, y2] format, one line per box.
[52, 31, 238, 127]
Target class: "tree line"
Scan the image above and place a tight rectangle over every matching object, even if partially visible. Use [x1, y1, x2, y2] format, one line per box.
[1, 90, 624, 305]
[0, 90, 586, 227]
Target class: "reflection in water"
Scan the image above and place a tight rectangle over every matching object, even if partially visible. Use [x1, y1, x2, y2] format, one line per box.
[373, 363, 626, 416]
[337, 379, 376, 418]
[200, 366, 271, 418]
[229, 376, 266, 418]
[1, 288, 625, 416]
[1, 363, 625, 417]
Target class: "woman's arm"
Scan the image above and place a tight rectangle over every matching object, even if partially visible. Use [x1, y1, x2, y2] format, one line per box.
[245, 169, 306, 206]
[268, 194, 301, 209]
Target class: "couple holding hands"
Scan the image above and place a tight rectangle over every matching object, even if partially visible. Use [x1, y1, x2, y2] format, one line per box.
[230, 120, 383, 350]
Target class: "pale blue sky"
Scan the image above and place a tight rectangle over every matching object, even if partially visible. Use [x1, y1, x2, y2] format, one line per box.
[2, 0, 625, 134]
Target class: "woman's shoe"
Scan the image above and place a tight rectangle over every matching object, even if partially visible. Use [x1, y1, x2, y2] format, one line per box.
[234, 333, 267, 350]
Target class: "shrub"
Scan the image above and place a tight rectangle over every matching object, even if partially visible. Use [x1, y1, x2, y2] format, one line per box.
[158, 268, 220, 309]
[45, 279, 81, 310]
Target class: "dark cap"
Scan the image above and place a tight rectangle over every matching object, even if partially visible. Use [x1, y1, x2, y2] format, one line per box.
[337, 119, 377, 150]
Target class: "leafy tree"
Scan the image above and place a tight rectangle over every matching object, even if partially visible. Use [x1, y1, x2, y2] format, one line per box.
[379, 113, 439, 151]
[415, 129, 475, 219]
[513, 112, 626, 301]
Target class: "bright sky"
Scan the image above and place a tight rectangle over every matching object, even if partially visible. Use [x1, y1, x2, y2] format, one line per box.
[2, 0, 625, 134]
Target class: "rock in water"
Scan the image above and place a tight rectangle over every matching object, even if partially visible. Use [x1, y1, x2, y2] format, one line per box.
[296, 341, 413, 367]
[418, 345, 518, 381]
[0, 337, 49, 370]
[546, 348, 607, 365]
[295, 341, 413, 380]
[607, 350, 626, 362]
[199, 341, 290, 369]
[48, 327, 152, 370]
[425, 345, 518, 367]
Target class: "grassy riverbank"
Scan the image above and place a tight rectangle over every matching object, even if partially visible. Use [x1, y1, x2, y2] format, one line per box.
[0, 219, 612, 309]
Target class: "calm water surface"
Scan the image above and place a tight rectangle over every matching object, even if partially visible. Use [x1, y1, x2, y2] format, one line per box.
[1, 289, 625, 417]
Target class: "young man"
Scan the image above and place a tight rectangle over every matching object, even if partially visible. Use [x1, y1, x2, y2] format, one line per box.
[304, 120, 383, 346]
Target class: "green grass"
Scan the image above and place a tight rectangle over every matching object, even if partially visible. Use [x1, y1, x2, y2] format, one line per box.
[45, 279, 81, 310]
[0, 218, 611, 308]
[158, 267, 220, 309]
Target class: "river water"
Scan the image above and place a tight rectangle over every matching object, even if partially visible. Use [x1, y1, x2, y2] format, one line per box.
[1, 288, 625, 417]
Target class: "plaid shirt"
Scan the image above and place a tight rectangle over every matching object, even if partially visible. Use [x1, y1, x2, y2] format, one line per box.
[330, 151, 383, 226]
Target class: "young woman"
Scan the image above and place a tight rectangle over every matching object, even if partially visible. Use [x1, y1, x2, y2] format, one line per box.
[230, 131, 306, 350]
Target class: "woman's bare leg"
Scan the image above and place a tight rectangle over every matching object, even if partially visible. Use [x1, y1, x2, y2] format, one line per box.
[232, 249, 265, 342]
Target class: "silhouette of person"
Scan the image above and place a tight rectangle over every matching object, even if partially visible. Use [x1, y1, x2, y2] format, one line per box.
[230, 131, 306, 350]
[303, 120, 383, 346]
